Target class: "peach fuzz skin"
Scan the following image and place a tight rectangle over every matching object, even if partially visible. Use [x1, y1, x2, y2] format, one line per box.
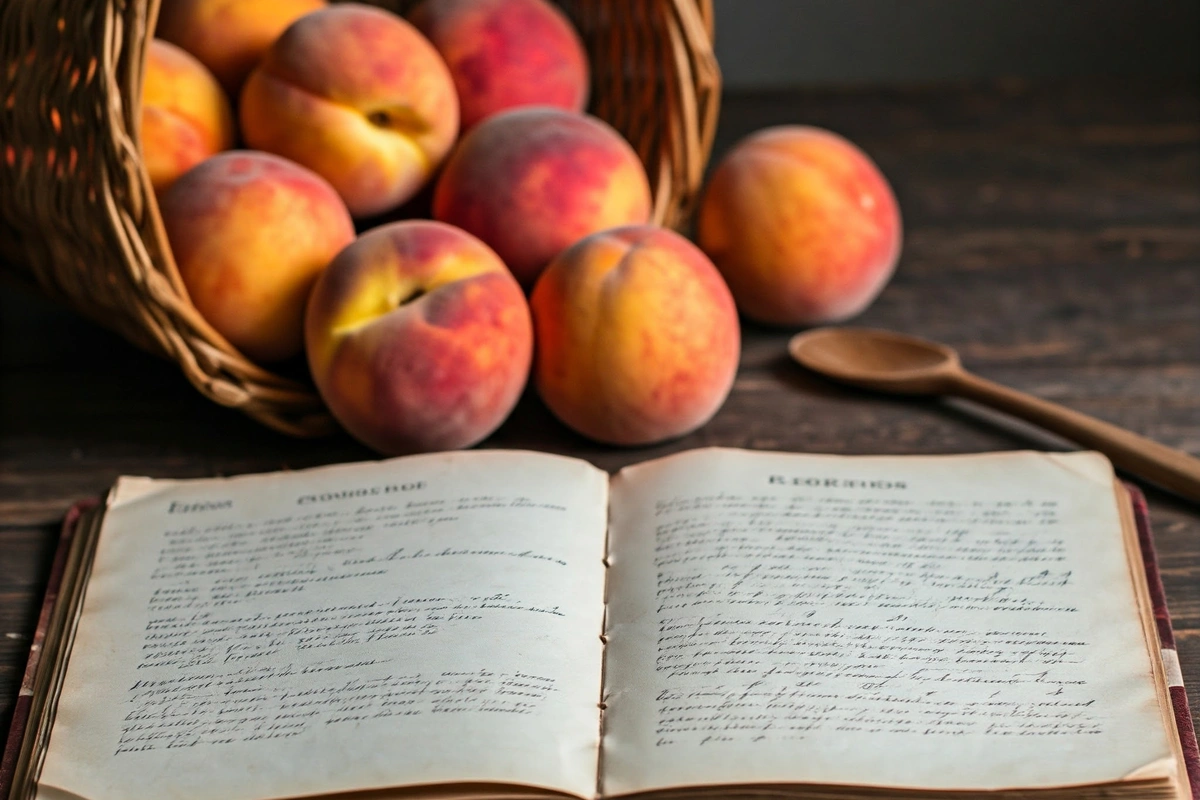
[434, 107, 651, 288]
[409, 0, 589, 130]
[141, 39, 234, 195]
[240, 4, 459, 218]
[697, 126, 902, 327]
[530, 225, 740, 446]
[160, 152, 355, 365]
[305, 221, 533, 456]
[155, 0, 326, 95]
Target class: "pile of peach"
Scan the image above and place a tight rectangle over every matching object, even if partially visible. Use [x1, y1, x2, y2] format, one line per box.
[146, 0, 901, 455]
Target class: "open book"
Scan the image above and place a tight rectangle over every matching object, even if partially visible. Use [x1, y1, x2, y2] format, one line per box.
[3, 448, 1196, 800]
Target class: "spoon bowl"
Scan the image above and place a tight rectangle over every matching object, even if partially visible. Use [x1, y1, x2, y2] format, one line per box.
[788, 327, 962, 395]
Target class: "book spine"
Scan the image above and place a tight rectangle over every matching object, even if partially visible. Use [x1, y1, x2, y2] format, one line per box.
[1129, 486, 1200, 799]
[0, 499, 97, 800]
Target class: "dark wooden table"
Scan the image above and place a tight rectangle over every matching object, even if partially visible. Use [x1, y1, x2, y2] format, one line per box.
[3, 78, 1199, 735]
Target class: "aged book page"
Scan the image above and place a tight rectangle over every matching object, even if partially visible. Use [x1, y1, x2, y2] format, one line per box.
[601, 448, 1178, 795]
[35, 451, 609, 800]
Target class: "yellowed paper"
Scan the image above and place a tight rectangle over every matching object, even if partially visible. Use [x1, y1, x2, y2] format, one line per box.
[37, 451, 609, 800]
[601, 448, 1175, 794]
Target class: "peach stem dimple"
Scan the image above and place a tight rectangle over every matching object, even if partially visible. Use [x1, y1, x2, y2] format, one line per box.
[366, 104, 432, 137]
[330, 285, 426, 338]
[393, 286, 427, 306]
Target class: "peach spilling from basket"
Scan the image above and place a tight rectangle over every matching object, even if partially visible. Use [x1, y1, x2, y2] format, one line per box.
[305, 221, 533, 455]
[141, 39, 235, 195]
[160, 151, 355, 364]
[240, 3, 460, 218]
[433, 107, 652, 288]
[530, 225, 740, 446]
[410, 0, 589, 130]
[697, 125, 902, 326]
[156, 0, 327, 95]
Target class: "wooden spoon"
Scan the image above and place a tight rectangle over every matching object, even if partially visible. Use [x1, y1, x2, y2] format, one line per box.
[788, 326, 1200, 502]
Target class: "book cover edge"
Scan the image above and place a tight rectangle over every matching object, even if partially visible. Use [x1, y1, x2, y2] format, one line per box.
[0, 499, 98, 800]
[1127, 484, 1200, 799]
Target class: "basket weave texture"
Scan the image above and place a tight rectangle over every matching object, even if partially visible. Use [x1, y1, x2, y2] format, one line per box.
[0, 0, 721, 436]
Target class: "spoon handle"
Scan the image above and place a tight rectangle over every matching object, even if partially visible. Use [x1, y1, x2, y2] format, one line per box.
[952, 370, 1200, 502]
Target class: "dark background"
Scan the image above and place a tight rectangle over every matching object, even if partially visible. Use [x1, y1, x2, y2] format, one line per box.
[713, 0, 1200, 87]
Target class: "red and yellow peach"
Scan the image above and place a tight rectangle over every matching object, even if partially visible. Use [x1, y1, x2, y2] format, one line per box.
[434, 107, 651, 288]
[141, 39, 235, 195]
[305, 220, 533, 455]
[240, 3, 460, 217]
[530, 225, 739, 446]
[409, 0, 589, 130]
[160, 151, 355, 364]
[697, 125, 902, 326]
[155, 0, 327, 95]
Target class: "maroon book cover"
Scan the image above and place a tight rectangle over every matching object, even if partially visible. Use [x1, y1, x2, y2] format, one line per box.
[0, 499, 96, 798]
[3, 493, 1198, 798]
[1128, 486, 1200, 799]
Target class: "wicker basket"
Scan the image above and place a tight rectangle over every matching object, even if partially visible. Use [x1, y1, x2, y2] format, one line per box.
[0, 0, 721, 436]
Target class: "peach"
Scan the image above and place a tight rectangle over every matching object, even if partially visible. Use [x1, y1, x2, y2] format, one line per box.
[530, 225, 739, 446]
[240, 4, 459, 217]
[697, 125, 902, 326]
[434, 107, 651, 288]
[305, 221, 532, 455]
[409, 0, 589, 130]
[160, 151, 355, 364]
[141, 39, 235, 195]
[156, 0, 327, 95]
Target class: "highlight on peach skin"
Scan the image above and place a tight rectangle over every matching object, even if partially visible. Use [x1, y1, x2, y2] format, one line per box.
[697, 125, 902, 327]
[410, 0, 589, 130]
[305, 220, 533, 456]
[155, 0, 327, 95]
[141, 39, 234, 195]
[159, 151, 355, 365]
[240, 3, 460, 217]
[530, 225, 740, 447]
[434, 107, 651, 288]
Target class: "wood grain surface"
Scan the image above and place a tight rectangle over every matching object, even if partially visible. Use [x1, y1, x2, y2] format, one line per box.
[2, 78, 1198, 736]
